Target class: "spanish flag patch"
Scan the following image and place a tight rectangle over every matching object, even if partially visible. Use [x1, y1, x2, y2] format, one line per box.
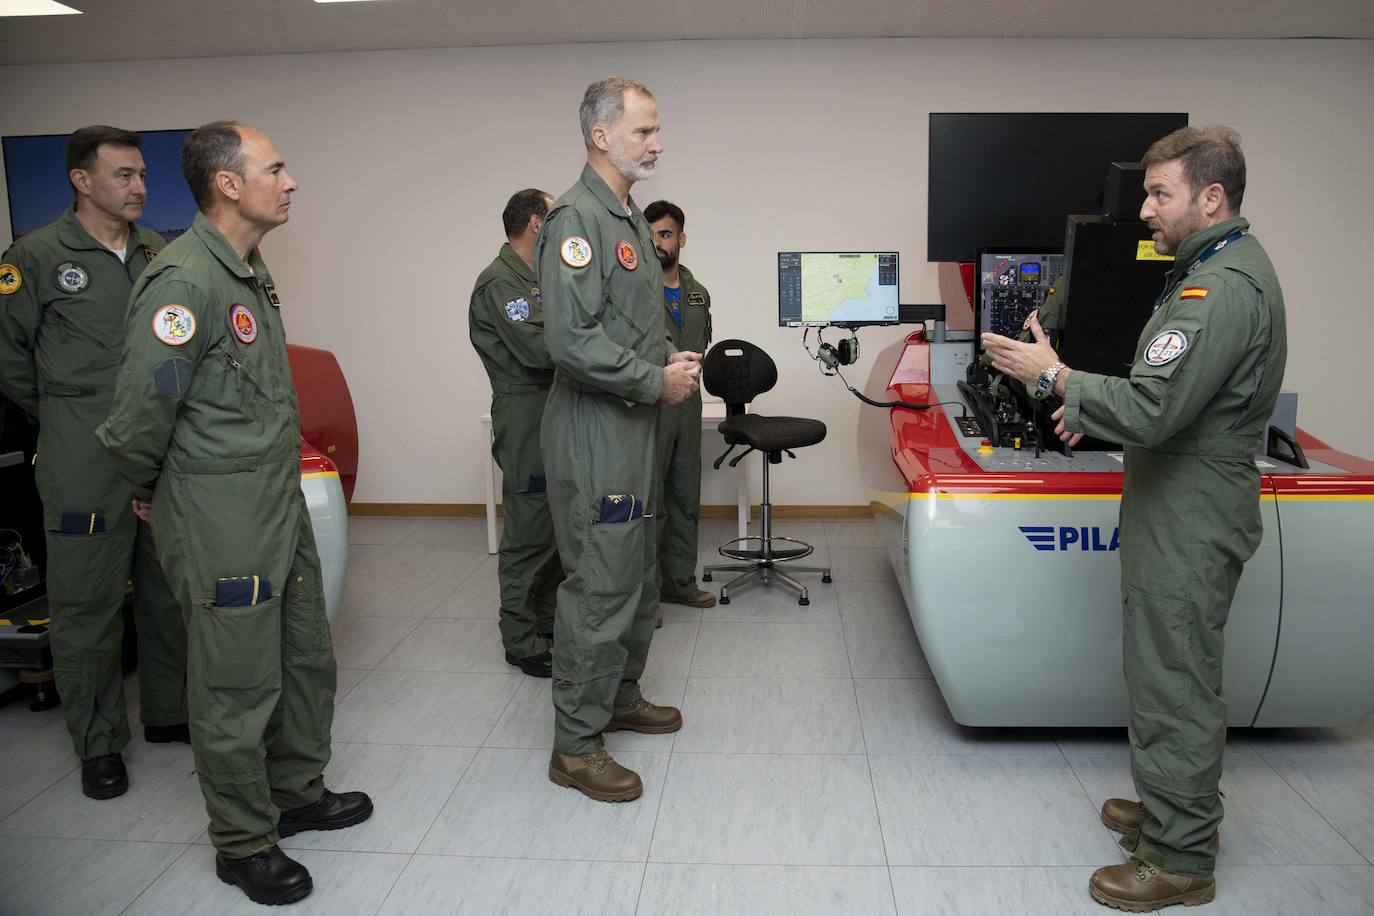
[1180, 287, 1209, 300]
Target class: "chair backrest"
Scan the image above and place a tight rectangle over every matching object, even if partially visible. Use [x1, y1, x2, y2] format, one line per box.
[702, 339, 777, 414]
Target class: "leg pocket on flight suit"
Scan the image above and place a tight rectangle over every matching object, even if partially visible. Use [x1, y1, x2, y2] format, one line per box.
[585, 516, 646, 604]
[1123, 587, 1193, 720]
[194, 596, 283, 690]
[282, 571, 330, 657]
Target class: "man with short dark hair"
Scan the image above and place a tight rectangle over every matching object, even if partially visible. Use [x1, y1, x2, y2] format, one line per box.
[0, 125, 189, 802]
[97, 121, 371, 907]
[644, 199, 715, 609]
[538, 78, 702, 802]
[983, 126, 1286, 910]
[470, 188, 562, 677]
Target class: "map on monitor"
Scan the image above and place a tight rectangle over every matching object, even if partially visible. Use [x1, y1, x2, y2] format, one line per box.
[778, 252, 899, 327]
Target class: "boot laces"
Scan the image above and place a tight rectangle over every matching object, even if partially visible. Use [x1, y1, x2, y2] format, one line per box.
[1136, 861, 1160, 883]
[583, 748, 612, 774]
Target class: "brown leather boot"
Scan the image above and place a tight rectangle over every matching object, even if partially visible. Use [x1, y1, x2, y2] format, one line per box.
[1101, 798, 1148, 839]
[661, 588, 717, 608]
[548, 748, 642, 802]
[1089, 860, 1215, 912]
[604, 698, 682, 734]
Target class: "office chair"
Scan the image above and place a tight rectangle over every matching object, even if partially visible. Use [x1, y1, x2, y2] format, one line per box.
[700, 340, 832, 605]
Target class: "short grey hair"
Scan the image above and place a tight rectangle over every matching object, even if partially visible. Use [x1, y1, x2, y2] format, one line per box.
[579, 77, 653, 150]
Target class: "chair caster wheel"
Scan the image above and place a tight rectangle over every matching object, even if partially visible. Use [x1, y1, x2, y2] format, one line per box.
[702, 572, 712, 582]
[821, 573, 832, 584]
[719, 595, 730, 605]
[799, 596, 810, 606]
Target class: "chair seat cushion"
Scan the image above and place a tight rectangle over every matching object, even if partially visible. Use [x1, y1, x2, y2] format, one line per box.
[719, 414, 826, 452]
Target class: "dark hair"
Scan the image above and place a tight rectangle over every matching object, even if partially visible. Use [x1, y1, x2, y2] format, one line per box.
[181, 121, 245, 211]
[66, 126, 141, 196]
[1142, 126, 1247, 212]
[502, 189, 551, 238]
[644, 200, 684, 231]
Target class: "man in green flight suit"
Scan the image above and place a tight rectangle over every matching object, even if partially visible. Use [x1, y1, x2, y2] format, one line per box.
[469, 188, 562, 678]
[96, 121, 371, 907]
[644, 200, 715, 610]
[0, 125, 189, 802]
[539, 78, 703, 802]
[984, 126, 1286, 911]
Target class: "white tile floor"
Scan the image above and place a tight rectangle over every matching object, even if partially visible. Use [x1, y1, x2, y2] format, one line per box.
[2, 516, 1373, 915]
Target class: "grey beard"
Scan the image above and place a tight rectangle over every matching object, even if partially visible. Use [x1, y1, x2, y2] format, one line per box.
[611, 146, 656, 182]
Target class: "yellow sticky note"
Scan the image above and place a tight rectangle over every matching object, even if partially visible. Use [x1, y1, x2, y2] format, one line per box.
[1137, 240, 1175, 262]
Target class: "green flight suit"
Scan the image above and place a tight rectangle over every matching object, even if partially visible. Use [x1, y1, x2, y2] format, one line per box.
[536, 165, 668, 754]
[469, 243, 560, 659]
[1061, 217, 1286, 876]
[95, 213, 336, 857]
[657, 265, 712, 596]
[0, 206, 187, 760]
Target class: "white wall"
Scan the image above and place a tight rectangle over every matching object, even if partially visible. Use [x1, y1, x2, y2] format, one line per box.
[3, 38, 1371, 506]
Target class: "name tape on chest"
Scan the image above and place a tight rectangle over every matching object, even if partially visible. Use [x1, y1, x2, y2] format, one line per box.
[560, 236, 592, 269]
[152, 304, 197, 346]
[1144, 329, 1188, 366]
[54, 261, 89, 294]
[615, 239, 639, 271]
[504, 297, 531, 322]
[687, 291, 706, 306]
[0, 263, 21, 295]
[230, 303, 259, 344]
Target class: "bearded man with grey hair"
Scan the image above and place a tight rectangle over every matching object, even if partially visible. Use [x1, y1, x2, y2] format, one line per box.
[537, 77, 702, 802]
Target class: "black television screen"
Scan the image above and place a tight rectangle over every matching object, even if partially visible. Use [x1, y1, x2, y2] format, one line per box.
[927, 112, 1188, 263]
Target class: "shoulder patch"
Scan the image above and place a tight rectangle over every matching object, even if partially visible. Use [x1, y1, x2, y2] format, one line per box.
[152, 304, 197, 346]
[54, 261, 89, 294]
[504, 297, 531, 322]
[687, 291, 706, 306]
[615, 239, 639, 271]
[560, 236, 592, 269]
[1179, 286, 1209, 300]
[230, 303, 258, 344]
[1144, 329, 1188, 367]
[0, 263, 20, 295]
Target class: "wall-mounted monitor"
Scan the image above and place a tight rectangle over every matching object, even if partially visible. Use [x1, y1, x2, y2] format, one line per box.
[927, 112, 1188, 263]
[3, 128, 196, 242]
[778, 251, 899, 327]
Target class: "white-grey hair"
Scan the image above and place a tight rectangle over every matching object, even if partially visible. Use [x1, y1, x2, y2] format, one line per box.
[579, 77, 653, 150]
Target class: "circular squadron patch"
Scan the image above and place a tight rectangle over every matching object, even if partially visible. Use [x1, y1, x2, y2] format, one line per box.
[0, 263, 21, 295]
[1144, 329, 1188, 366]
[152, 304, 197, 346]
[615, 239, 639, 271]
[54, 261, 89, 294]
[230, 303, 259, 344]
[560, 236, 592, 269]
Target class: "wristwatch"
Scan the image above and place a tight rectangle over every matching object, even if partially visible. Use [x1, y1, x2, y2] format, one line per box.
[1033, 362, 1065, 400]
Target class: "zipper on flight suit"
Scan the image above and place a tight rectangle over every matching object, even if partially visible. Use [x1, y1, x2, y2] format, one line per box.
[226, 353, 269, 400]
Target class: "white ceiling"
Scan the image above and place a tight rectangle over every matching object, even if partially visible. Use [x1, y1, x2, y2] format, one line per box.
[2, 0, 1371, 65]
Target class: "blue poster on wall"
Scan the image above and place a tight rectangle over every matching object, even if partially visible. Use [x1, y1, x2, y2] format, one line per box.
[2, 128, 197, 242]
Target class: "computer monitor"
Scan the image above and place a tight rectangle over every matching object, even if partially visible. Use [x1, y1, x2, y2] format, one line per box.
[973, 248, 1063, 353]
[3, 128, 196, 241]
[778, 252, 900, 327]
[927, 112, 1188, 263]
